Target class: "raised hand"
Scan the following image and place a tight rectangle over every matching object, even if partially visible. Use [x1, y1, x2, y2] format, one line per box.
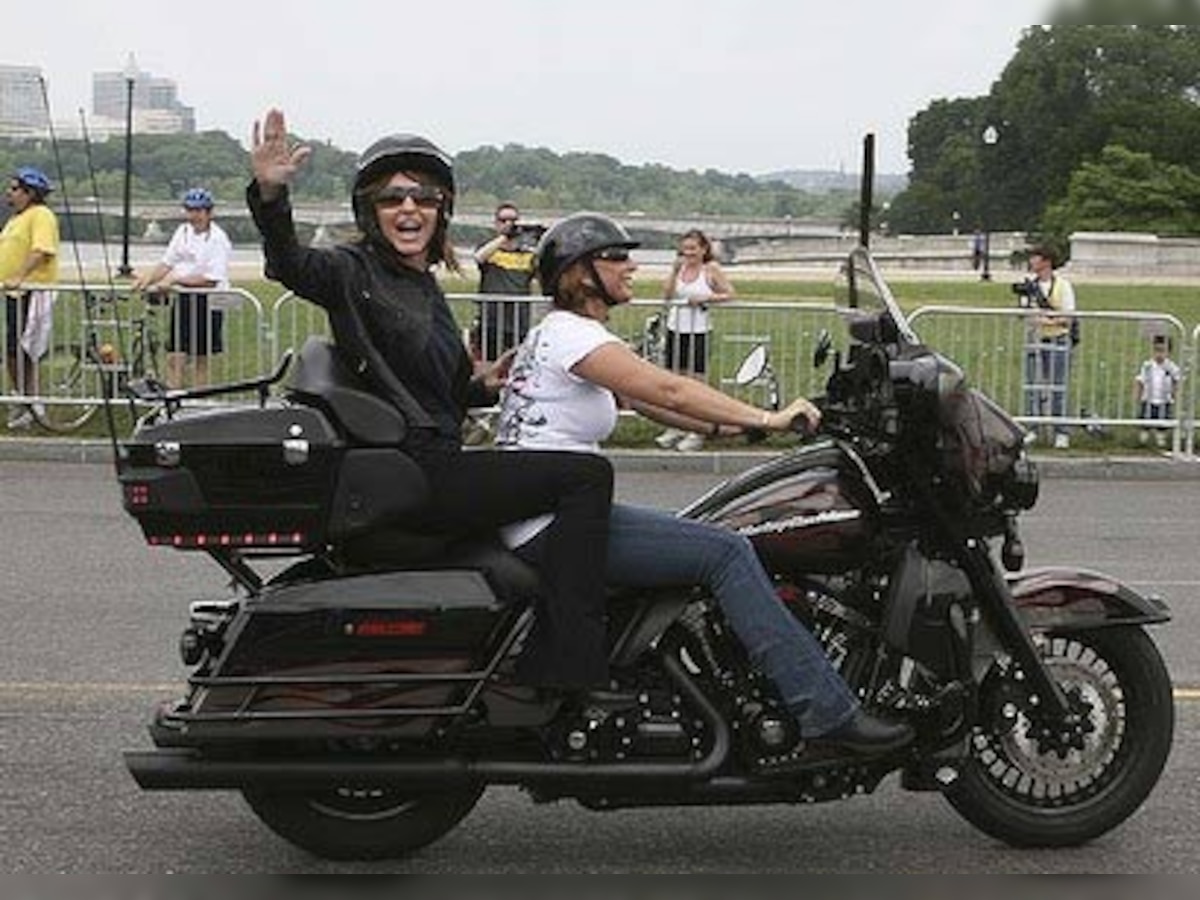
[251, 108, 313, 191]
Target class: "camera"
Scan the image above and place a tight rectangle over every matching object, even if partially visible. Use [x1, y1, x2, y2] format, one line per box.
[509, 223, 546, 251]
[1011, 278, 1048, 309]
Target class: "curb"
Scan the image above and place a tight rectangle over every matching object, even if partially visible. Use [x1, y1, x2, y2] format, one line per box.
[2, 438, 1198, 480]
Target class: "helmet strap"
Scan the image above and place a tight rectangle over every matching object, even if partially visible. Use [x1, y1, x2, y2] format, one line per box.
[584, 258, 620, 307]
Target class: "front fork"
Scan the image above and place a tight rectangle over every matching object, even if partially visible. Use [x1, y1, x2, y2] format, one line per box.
[956, 538, 1074, 721]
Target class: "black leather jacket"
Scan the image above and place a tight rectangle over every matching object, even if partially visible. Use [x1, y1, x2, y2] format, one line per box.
[247, 181, 490, 472]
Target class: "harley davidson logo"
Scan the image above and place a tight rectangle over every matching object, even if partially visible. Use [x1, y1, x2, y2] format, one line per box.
[736, 509, 861, 537]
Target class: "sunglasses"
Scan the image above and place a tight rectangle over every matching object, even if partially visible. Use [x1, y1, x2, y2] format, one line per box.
[592, 247, 632, 262]
[373, 184, 445, 209]
[496, 215, 519, 223]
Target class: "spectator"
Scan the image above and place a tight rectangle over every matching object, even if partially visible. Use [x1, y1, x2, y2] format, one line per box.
[1134, 335, 1182, 449]
[655, 228, 735, 452]
[1, 167, 59, 430]
[1018, 243, 1076, 449]
[132, 188, 233, 388]
[472, 202, 540, 362]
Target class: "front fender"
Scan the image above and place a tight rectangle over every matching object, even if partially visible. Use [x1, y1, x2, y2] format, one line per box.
[1006, 566, 1170, 632]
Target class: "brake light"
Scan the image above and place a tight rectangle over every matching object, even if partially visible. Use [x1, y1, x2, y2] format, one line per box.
[146, 531, 307, 548]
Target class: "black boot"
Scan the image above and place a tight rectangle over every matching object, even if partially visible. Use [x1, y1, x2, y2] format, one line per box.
[811, 708, 914, 756]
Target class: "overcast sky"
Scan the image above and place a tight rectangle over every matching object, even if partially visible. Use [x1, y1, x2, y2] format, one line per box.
[15, 0, 1052, 176]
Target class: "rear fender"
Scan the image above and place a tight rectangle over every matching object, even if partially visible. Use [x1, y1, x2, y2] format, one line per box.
[1007, 566, 1170, 632]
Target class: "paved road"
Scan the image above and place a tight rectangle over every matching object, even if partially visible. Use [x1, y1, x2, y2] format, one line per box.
[1, 461, 1197, 873]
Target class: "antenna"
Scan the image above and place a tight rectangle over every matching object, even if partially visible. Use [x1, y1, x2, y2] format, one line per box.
[858, 133, 875, 249]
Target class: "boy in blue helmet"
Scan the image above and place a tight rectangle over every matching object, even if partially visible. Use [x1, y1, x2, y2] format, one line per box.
[133, 187, 233, 387]
[1, 167, 59, 429]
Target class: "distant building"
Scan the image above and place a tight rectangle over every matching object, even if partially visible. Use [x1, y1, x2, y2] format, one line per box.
[92, 62, 195, 136]
[0, 64, 49, 138]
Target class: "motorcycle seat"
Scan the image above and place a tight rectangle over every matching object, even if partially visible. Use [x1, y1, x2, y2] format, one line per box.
[286, 336, 408, 446]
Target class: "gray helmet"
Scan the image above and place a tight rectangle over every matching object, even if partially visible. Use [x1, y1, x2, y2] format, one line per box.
[352, 133, 455, 232]
[536, 212, 639, 296]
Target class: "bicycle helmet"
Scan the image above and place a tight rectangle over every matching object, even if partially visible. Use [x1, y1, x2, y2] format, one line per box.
[536, 212, 639, 299]
[182, 187, 214, 210]
[351, 133, 455, 231]
[13, 166, 52, 198]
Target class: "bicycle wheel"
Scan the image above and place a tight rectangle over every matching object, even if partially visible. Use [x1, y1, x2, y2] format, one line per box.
[30, 344, 102, 433]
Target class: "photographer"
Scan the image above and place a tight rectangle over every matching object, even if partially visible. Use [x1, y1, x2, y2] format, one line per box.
[1014, 244, 1076, 448]
[472, 202, 543, 361]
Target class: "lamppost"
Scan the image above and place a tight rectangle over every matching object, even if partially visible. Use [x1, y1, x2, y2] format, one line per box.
[979, 124, 999, 282]
[117, 56, 137, 277]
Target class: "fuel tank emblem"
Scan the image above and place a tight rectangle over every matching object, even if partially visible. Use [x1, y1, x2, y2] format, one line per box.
[736, 508, 861, 537]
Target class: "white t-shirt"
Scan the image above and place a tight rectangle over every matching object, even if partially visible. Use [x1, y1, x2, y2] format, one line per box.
[495, 309, 622, 546]
[162, 221, 232, 288]
[1136, 357, 1182, 405]
[496, 309, 622, 451]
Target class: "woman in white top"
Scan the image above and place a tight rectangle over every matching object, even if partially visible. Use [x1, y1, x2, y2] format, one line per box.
[656, 228, 735, 451]
[495, 212, 913, 756]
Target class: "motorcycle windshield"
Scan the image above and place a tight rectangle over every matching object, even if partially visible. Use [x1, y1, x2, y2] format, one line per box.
[834, 247, 921, 347]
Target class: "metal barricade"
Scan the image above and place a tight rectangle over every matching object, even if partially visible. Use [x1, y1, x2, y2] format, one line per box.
[2, 284, 268, 431]
[910, 306, 1189, 453]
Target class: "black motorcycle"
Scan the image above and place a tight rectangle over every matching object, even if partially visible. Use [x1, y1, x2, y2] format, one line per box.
[120, 247, 1173, 861]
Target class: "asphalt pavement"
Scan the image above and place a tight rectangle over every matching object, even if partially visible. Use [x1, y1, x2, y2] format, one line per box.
[2, 434, 1199, 480]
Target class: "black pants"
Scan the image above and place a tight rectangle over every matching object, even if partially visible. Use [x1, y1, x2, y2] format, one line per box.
[414, 449, 614, 690]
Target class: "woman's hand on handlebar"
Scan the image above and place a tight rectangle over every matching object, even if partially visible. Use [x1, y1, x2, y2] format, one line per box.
[766, 396, 821, 434]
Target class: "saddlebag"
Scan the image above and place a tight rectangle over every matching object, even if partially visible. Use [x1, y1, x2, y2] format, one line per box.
[163, 569, 519, 743]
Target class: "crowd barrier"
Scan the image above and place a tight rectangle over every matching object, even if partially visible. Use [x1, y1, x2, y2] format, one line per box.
[3, 285, 1196, 457]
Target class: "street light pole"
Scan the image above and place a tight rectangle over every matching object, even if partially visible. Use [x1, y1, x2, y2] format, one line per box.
[980, 124, 999, 283]
[117, 57, 136, 277]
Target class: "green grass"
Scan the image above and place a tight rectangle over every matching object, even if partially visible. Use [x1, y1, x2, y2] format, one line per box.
[24, 272, 1197, 451]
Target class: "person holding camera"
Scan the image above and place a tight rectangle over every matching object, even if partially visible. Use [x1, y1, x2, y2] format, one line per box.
[472, 202, 541, 362]
[1014, 244, 1076, 449]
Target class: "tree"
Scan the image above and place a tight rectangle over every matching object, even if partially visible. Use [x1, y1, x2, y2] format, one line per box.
[892, 23, 1200, 235]
[1042, 143, 1200, 236]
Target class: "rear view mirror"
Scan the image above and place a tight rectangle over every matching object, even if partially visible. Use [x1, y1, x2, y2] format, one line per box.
[734, 344, 768, 386]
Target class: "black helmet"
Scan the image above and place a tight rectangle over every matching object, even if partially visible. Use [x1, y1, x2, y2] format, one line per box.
[351, 133, 455, 232]
[537, 212, 639, 296]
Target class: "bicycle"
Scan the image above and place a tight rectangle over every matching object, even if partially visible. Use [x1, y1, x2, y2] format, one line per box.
[31, 291, 164, 433]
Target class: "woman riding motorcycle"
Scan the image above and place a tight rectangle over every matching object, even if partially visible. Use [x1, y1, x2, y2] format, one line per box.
[247, 109, 613, 692]
[495, 212, 914, 755]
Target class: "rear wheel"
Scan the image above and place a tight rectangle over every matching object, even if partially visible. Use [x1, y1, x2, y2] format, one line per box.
[242, 783, 484, 861]
[945, 626, 1173, 847]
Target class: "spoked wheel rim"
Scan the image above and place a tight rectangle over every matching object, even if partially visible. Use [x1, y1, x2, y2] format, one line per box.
[971, 635, 1126, 808]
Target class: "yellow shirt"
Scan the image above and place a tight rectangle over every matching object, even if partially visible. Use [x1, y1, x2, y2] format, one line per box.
[0, 204, 60, 284]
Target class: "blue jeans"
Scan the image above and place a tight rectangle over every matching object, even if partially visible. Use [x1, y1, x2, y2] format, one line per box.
[1023, 335, 1071, 434]
[602, 504, 858, 737]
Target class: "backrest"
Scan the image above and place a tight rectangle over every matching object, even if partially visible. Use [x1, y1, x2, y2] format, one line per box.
[287, 336, 408, 446]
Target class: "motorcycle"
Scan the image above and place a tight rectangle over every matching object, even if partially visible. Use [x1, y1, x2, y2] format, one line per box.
[119, 246, 1174, 861]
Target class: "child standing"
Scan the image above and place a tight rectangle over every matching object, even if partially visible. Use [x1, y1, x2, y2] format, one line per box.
[1134, 335, 1183, 448]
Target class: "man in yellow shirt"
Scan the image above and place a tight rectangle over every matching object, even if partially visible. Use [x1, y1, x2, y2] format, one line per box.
[1, 167, 59, 429]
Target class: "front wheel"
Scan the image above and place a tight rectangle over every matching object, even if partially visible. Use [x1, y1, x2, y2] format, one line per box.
[945, 626, 1173, 847]
[242, 783, 484, 861]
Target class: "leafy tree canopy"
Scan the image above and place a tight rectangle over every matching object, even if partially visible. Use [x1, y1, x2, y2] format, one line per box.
[890, 19, 1200, 242]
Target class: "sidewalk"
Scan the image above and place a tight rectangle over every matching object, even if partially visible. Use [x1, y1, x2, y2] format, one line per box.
[2, 436, 1198, 480]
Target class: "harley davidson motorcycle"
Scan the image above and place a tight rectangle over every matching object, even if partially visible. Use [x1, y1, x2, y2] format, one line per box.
[119, 247, 1174, 861]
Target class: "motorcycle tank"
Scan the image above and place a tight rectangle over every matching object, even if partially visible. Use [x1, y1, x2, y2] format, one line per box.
[682, 441, 883, 576]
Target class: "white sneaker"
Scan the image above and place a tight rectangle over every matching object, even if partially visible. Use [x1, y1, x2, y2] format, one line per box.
[655, 428, 685, 449]
[675, 433, 706, 452]
[1053, 433, 1070, 449]
[6, 407, 33, 430]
